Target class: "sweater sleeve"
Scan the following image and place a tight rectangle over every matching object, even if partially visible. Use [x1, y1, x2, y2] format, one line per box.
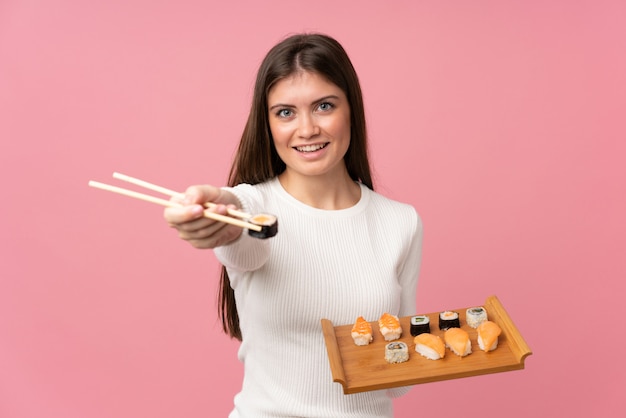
[213, 232, 271, 273]
[387, 209, 423, 399]
[397, 209, 423, 318]
[212, 185, 271, 277]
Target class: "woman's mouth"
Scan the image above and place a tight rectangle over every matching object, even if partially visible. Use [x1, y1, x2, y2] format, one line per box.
[294, 143, 329, 153]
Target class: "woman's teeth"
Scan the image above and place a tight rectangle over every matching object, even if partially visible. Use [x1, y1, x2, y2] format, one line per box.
[295, 143, 327, 152]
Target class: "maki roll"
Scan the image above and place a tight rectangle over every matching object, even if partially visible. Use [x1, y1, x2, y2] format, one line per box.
[466, 306, 488, 328]
[409, 315, 431, 336]
[247, 214, 278, 239]
[384, 342, 409, 364]
[438, 311, 460, 330]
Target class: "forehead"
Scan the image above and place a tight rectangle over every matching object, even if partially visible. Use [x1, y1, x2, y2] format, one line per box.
[267, 71, 345, 104]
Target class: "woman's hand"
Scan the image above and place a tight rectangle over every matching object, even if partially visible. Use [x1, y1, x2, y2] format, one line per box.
[164, 185, 243, 249]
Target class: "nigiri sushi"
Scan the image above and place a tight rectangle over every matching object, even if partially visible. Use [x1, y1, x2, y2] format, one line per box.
[444, 327, 472, 357]
[476, 320, 502, 352]
[414, 333, 445, 360]
[378, 313, 402, 341]
[351, 316, 373, 346]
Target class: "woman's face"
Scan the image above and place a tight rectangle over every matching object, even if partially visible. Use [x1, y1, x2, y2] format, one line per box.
[267, 71, 351, 182]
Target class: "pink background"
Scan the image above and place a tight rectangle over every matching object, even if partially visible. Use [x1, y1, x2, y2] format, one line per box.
[1, 1, 625, 417]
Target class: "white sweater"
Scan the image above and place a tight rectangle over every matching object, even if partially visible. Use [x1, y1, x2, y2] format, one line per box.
[214, 178, 423, 418]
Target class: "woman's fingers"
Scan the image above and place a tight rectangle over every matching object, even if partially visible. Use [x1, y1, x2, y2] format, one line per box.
[182, 185, 222, 205]
[185, 220, 242, 249]
[164, 196, 242, 249]
[163, 204, 204, 225]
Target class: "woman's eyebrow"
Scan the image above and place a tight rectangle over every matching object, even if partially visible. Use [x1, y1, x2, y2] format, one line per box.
[268, 102, 294, 111]
[312, 95, 340, 105]
[268, 95, 340, 111]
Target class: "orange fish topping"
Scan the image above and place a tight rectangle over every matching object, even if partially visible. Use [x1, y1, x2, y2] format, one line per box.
[351, 316, 372, 335]
[378, 312, 401, 329]
[414, 333, 446, 358]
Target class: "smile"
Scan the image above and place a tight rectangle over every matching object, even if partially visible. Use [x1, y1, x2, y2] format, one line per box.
[294, 143, 329, 153]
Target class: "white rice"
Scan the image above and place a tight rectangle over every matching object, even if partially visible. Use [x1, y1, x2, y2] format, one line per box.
[447, 340, 472, 357]
[351, 331, 373, 346]
[415, 344, 442, 360]
[385, 342, 409, 364]
[380, 327, 402, 341]
[477, 335, 498, 352]
[466, 307, 488, 328]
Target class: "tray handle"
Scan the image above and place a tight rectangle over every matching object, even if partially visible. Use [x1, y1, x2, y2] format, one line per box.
[485, 295, 532, 364]
[320, 318, 347, 389]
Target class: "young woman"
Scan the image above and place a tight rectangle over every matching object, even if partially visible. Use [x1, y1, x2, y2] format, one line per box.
[164, 33, 423, 418]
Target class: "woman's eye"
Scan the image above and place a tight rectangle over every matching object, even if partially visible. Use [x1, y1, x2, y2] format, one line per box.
[277, 109, 293, 118]
[318, 102, 334, 111]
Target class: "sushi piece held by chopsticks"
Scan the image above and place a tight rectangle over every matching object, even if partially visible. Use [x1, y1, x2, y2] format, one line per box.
[88, 172, 278, 239]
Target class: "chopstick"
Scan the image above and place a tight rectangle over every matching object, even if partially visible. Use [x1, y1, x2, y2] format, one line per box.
[112, 172, 252, 219]
[88, 177, 262, 232]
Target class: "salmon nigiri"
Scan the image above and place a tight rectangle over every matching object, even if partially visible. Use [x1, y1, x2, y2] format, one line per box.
[351, 316, 373, 346]
[414, 333, 446, 360]
[444, 327, 472, 357]
[476, 320, 502, 352]
[378, 312, 402, 341]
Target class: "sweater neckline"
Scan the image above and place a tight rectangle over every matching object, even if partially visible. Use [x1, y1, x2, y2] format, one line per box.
[270, 177, 370, 218]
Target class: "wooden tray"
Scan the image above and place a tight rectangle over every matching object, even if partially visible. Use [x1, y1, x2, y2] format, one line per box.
[321, 295, 532, 394]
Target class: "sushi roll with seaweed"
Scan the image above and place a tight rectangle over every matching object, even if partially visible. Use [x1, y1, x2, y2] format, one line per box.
[384, 342, 409, 364]
[438, 311, 460, 330]
[247, 213, 278, 239]
[410, 315, 431, 336]
[466, 306, 488, 328]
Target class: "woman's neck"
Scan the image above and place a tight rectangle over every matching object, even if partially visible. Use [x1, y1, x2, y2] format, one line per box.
[278, 170, 361, 210]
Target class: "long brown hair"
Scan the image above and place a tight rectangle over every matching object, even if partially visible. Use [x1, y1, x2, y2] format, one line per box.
[218, 33, 374, 340]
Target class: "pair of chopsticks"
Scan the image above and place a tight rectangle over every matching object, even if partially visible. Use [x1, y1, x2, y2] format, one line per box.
[88, 172, 263, 232]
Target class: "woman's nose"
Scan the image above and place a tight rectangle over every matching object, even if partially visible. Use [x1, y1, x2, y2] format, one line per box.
[297, 114, 320, 138]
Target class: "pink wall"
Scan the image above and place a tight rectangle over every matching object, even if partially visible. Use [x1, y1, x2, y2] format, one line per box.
[1, 1, 624, 417]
